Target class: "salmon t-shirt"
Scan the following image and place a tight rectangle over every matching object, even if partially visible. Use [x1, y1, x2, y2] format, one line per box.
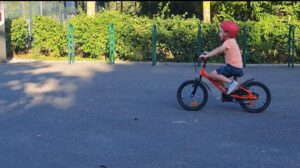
[222, 39, 243, 68]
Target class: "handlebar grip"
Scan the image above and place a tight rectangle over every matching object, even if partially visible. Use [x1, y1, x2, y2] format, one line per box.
[195, 53, 207, 63]
[199, 56, 207, 63]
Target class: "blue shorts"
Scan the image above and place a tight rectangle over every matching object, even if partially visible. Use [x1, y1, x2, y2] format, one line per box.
[216, 64, 243, 78]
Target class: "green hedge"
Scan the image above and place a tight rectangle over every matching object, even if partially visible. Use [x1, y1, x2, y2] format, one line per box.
[32, 16, 67, 56]
[6, 10, 300, 63]
[240, 16, 300, 63]
[68, 11, 153, 60]
[5, 17, 28, 55]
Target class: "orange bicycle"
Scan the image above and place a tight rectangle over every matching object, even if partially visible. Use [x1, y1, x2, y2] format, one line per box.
[177, 56, 271, 113]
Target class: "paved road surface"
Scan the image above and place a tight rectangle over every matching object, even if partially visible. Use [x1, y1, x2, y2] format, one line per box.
[0, 60, 299, 168]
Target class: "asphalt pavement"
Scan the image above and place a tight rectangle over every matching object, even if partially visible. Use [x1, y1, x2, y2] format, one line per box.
[0, 60, 299, 168]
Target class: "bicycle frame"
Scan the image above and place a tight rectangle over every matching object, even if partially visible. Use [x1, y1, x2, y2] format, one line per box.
[198, 60, 257, 100]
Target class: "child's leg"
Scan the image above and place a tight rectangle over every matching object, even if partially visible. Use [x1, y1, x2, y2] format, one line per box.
[212, 65, 240, 94]
[209, 70, 231, 83]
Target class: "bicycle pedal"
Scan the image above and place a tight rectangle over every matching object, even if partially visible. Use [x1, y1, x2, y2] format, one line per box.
[221, 93, 233, 102]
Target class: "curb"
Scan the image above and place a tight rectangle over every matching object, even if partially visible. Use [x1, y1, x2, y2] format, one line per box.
[3, 58, 299, 67]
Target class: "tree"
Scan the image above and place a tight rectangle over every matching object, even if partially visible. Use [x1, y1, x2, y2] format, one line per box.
[203, 1, 211, 23]
[87, 1, 96, 16]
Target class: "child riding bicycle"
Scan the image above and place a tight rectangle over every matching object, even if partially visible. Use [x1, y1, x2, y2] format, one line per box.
[199, 20, 243, 95]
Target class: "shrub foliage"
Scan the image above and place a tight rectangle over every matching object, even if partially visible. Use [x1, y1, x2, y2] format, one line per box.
[6, 10, 299, 63]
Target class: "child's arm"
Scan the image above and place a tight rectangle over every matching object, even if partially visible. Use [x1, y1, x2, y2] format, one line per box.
[199, 45, 226, 59]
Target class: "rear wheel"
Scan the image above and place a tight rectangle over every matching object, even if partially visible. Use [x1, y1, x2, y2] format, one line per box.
[177, 80, 208, 111]
[239, 81, 271, 113]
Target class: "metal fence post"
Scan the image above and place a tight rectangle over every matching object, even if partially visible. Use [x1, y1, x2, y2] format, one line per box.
[242, 25, 248, 68]
[196, 23, 202, 64]
[151, 24, 157, 66]
[108, 23, 115, 64]
[288, 25, 291, 67]
[67, 23, 75, 64]
[288, 25, 295, 68]
[196, 23, 202, 56]
[291, 25, 295, 68]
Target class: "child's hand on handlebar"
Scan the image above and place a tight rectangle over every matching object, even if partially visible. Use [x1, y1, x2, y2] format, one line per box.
[198, 52, 208, 62]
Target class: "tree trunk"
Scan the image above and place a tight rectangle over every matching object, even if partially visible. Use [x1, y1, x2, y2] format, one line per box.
[121, 1, 123, 12]
[87, 1, 96, 16]
[203, 1, 211, 23]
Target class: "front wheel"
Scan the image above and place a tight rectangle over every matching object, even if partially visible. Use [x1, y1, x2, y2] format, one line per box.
[177, 80, 208, 111]
[239, 81, 271, 113]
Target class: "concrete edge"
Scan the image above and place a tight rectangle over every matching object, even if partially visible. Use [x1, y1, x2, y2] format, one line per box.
[3, 58, 299, 67]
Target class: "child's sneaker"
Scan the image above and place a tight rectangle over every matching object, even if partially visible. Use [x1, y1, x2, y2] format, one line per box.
[227, 80, 239, 95]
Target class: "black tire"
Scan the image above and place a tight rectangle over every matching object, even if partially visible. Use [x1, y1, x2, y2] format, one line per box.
[239, 81, 271, 113]
[177, 80, 208, 111]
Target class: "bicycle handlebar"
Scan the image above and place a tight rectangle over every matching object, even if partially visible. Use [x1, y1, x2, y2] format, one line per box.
[199, 56, 207, 63]
[194, 53, 208, 74]
[194, 54, 207, 65]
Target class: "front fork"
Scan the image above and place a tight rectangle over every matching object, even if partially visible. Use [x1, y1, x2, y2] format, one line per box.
[191, 76, 210, 97]
[190, 79, 199, 97]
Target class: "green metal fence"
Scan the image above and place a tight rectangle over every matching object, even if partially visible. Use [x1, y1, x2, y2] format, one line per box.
[67, 23, 75, 64]
[196, 23, 202, 57]
[151, 24, 157, 66]
[108, 23, 115, 64]
[242, 25, 248, 68]
[288, 25, 295, 68]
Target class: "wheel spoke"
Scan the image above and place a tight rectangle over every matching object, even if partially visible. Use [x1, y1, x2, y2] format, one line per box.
[240, 81, 271, 113]
[256, 100, 266, 107]
[177, 80, 208, 111]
